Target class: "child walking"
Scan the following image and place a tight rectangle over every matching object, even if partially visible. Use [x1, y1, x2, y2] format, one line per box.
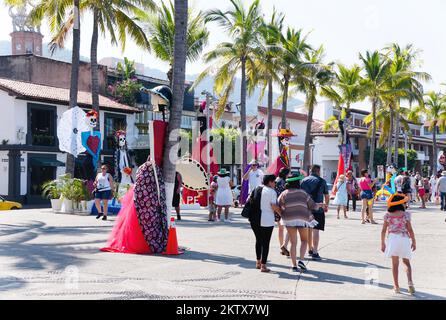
[381, 193, 417, 294]
[333, 174, 348, 219]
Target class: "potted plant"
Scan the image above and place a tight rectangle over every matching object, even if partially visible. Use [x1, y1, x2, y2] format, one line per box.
[42, 180, 62, 212]
[59, 174, 75, 213]
[71, 178, 89, 215]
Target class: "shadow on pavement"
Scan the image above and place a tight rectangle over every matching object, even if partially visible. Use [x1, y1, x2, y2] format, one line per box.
[291, 269, 446, 300]
[315, 258, 390, 270]
[0, 222, 109, 272]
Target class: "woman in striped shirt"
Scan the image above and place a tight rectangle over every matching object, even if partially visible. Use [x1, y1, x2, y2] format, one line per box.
[278, 173, 322, 272]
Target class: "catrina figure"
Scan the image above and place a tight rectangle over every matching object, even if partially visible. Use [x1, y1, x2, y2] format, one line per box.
[114, 130, 135, 185]
[267, 128, 296, 176]
[81, 110, 101, 170]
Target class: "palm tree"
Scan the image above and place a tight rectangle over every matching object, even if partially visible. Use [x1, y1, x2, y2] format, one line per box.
[8, 0, 83, 176]
[193, 0, 263, 172]
[410, 92, 446, 174]
[144, 0, 209, 86]
[321, 63, 363, 112]
[66, 0, 81, 176]
[277, 27, 312, 129]
[247, 9, 283, 165]
[29, 0, 154, 171]
[162, 0, 188, 222]
[295, 46, 333, 170]
[320, 63, 364, 145]
[359, 50, 392, 176]
[384, 44, 430, 165]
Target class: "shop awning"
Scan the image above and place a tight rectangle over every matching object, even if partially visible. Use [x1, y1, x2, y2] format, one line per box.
[30, 157, 65, 167]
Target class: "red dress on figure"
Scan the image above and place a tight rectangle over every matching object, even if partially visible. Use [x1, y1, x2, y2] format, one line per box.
[100, 120, 168, 254]
[100, 185, 151, 254]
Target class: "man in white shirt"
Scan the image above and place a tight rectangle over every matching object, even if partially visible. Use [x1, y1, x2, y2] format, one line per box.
[394, 170, 405, 193]
[243, 161, 264, 194]
[436, 171, 446, 215]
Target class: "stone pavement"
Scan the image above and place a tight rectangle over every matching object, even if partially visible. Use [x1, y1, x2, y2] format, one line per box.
[0, 201, 445, 300]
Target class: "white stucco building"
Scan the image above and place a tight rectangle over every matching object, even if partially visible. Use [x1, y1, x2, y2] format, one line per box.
[0, 77, 140, 204]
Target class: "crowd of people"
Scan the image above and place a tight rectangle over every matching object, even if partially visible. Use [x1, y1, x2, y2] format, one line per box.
[231, 164, 426, 295]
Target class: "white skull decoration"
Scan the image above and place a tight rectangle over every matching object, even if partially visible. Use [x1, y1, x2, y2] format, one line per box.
[86, 110, 98, 129]
[115, 130, 127, 148]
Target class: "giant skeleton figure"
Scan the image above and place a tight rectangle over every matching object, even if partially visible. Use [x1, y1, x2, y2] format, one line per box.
[114, 130, 136, 199]
[267, 128, 296, 176]
[81, 110, 102, 170]
[338, 109, 353, 171]
[114, 130, 135, 184]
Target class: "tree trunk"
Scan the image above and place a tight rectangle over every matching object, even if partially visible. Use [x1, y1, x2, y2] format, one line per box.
[433, 121, 438, 174]
[303, 96, 314, 171]
[266, 77, 273, 166]
[386, 107, 394, 166]
[65, 0, 81, 177]
[393, 110, 400, 166]
[163, 0, 188, 224]
[281, 76, 289, 129]
[167, 66, 173, 88]
[240, 57, 248, 173]
[91, 9, 101, 173]
[368, 98, 377, 177]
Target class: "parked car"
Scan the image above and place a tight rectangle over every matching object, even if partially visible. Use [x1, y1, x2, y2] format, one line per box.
[0, 196, 22, 210]
[232, 185, 241, 207]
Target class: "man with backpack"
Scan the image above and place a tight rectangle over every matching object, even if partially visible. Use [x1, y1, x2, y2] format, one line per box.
[301, 165, 330, 260]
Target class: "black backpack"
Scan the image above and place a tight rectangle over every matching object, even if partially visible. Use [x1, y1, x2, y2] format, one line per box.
[241, 186, 263, 225]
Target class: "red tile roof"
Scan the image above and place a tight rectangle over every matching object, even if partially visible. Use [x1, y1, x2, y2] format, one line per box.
[258, 106, 308, 121]
[0, 77, 140, 113]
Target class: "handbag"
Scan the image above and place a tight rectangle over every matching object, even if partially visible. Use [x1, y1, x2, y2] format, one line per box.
[241, 200, 252, 218]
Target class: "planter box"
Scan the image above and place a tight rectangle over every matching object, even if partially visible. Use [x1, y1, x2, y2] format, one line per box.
[50, 199, 62, 212]
[60, 199, 73, 213]
[87, 200, 95, 214]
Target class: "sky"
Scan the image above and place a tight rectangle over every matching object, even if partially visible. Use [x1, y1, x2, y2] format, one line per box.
[2, 0, 446, 100]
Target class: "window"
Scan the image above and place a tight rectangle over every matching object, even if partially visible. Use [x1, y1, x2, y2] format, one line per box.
[181, 115, 194, 129]
[424, 127, 439, 135]
[28, 104, 56, 147]
[104, 113, 126, 151]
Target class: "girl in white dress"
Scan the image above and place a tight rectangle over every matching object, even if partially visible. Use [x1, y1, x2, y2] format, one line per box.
[215, 168, 233, 222]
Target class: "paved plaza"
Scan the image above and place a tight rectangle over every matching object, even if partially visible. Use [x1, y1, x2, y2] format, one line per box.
[0, 202, 445, 300]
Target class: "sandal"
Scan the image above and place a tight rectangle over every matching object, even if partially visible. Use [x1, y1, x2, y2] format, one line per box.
[393, 287, 401, 294]
[260, 265, 271, 273]
[280, 246, 290, 257]
[408, 283, 415, 295]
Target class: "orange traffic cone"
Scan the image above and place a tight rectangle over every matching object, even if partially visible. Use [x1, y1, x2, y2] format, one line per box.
[163, 217, 183, 255]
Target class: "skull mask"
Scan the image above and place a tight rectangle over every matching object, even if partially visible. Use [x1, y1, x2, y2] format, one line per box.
[118, 135, 126, 147]
[85, 110, 98, 129]
[280, 137, 290, 148]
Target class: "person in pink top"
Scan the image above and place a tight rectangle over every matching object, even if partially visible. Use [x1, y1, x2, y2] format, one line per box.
[359, 169, 378, 224]
[381, 194, 416, 295]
